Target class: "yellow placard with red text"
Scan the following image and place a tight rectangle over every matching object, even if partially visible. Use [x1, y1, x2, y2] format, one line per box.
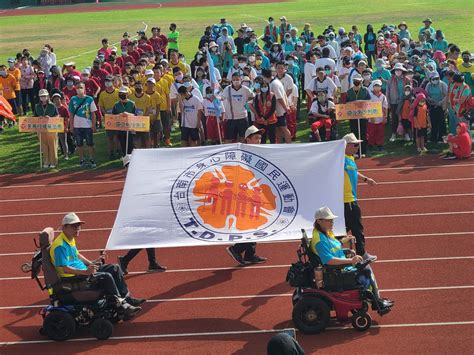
[18, 116, 64, 133]
[335, 101, 383, 120]
[105, 114, 150, 132]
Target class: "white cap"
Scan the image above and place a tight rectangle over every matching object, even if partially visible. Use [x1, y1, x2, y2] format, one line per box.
[352, 73, 363, 82]
[62, 212, 85, 225]
[38, 89, 49, 97]
[314, 206, 338, 220]
[144, 69, 154, 76]
[343, 132, 363, 144]
[372, 79, 382, 86]
[81, 69, 90, 75]
[244, 125, 264, 139]
[147, 77, 156, 84]
[119, 86, 129, 94]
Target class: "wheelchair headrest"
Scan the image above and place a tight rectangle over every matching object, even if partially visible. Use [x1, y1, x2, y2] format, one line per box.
[39, 228, 55, 248]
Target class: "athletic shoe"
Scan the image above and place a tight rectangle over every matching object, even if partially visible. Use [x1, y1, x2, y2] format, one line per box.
[389, 134, 396, 142]
[417, 148, 422, 153]
[443, 154, 457, 160]
[422, 147, 428, 152]
[363, 253, 377, 262]
[226, 246, 245, 266]
[165, 138, 172, 147]
[117, 256, 129, 275]
[120, 302, 141, 316]
[244, 255, 268, 265]
[90, 159, 97, 168]
[43, 164, 49, 169]
[148, 263, 167, 273]
[79, 159, 86, 168]
[126, 297, 146, 306]
[404, 134, 411, 142]
[49, 165, 56, 169]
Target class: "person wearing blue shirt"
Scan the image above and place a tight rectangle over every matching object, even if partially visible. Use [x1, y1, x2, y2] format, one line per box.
[372, 59, 392, 93]
[310, 206, 393, 314]
[51, 212, 145, 316]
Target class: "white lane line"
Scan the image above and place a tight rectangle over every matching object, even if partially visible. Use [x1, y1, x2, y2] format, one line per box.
[3, 209, 473, 219]
[0, 210, 117, 218]
[0, 285, 473, 311]
[360, 163, 474, 172]
[371, 177, 474, 185]
[1, 321, 473, 346]
[0, 180, 125, 189]
[0, 194, 122, 203]
[360, 193, 474, 201]
[2, 256, 473, 281]
[2, 231, 473, 256]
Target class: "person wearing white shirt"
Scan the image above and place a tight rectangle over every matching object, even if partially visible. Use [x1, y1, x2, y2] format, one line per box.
[306, 67, 338, 102]
[315, 47, 336, 73]
[262, 69, 291, 143]
[222, 72, 254, 143]
[216, 28, 235, 52]
[326, 32, 340, 59]
[317, 35, 337, 60]
[177, 85, 203, 147]
[304, 52, 317, 92]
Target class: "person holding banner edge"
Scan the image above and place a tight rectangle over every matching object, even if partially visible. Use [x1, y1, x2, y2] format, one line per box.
[226, 125, 268, 266]
[343, 133, 377, 262]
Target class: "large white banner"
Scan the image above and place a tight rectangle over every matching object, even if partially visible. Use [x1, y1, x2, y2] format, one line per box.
[106, 141, 346, 250]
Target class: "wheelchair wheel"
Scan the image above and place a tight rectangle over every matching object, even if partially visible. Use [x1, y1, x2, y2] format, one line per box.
[43, 311, 76, 341]
[292, 297, 330, 334]
[91, 318, 113, 340]
[351, 312, 372, 331]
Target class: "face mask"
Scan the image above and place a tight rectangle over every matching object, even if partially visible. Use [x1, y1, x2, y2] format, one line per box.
[404, 90, 411, 96]
[233, 59, 238, 65]
[363, 74, 371, 80]
[269, 21, 274, 26]
[238, 62, 246, 69]
[431, 79, 439, 84]
[395, 70, 402, 77]
[105, 81, 113, 88]
[286, 38, 291, 43]
[135, 87, 143, 93]
[256, 60, 263, 66]
[39, 97, 48, 103]
[400, 26, 406, 31]
[251, 38, 257, 43]
[211, 47, 218, 52]
[317, 96, 326, 103]
[463, 57, 470, 63]
[175, 73, 183, 81]
[273, 47, 279, 52]
[325, 69, 331, 75]
[8, 63, 14, 68]
[375, 64, 382, 70]
[206, 93, 213, 99]
[232, 80, 241, 86]
[52, 72, 58, 77]
[419, 101, 425, 106]
[76, 88, 85, 95]
[66, 81, 74, 87]
[261, 87, 268, 93]
[254, 83, 261, 90]
[242, 82, 251, 88]
[373, 86, 381, 92]
[0, 71, 6, 76]
[183, 82, 191, 88]
[119, 93, 127, 100]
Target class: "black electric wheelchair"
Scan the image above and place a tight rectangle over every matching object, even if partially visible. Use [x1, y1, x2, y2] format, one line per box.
[21, 228, 136, 341]
[286, 229, 393, 334]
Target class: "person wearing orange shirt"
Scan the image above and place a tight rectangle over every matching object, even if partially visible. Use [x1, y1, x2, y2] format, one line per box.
[0, 64, 18, 114]
[7, 58, 22, 115]
[412, 94, 431, 153]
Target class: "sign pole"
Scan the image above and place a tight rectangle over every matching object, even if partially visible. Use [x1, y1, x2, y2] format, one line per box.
[125, 131, 129, 156]
[357, 118, 362, 157]
[39, 133, 43, 169]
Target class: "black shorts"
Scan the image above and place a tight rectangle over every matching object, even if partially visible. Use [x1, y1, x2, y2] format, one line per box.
[74, 128, 94, 147]
[401, 119, 411, 130]
[225, 118, 248, 140]
[276, 114, 287, 127]
[151, 120, 163, 134]
[416, 127, 427, 138]
[106, 130, 117, 138]
[181, 126, 199, 141]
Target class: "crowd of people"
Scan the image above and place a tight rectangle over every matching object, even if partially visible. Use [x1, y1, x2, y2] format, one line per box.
[0, 16, 472, 168]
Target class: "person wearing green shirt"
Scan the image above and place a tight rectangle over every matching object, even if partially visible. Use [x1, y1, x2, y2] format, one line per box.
[35, 89, 59, 169]
[112, 87, 136, 157]
[372, 59, 392, 93]
[432, 30, 448, 53]
[167, 23, 179, 57]
[418, 18, 435, 37]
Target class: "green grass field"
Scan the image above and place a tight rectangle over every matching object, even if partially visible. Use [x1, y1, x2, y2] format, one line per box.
[0, 0, 472, 173]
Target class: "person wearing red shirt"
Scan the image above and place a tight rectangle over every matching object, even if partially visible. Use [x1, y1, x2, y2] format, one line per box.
[444, 122, 472, 160]
[121, 32, 130, 49]
[63, 62, 81, 81]
[149, 27, 165, 53]
[62, 76, 78, 101]
[127, 42, 141, 63]
[81, 70, 101, 99]
[97, 38, 112, 61]
[97, 54, 113, 75]
[90, 59, 109, 90]
[138, 36, 154, 53]
[107, 55, 122, 76]
[52, 92, 72, 160]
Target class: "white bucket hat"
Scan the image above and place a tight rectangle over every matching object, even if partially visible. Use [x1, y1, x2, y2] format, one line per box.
[343, 133, 363, 144]
[314, 206, 338, 220]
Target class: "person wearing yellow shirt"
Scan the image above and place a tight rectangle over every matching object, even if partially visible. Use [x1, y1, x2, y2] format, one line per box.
[7, 58, 22, 115]
[154, 65, 173, 146]
[99, 76, 121, 159]
[145, 78, 163, 148]
[130, 81, 152, 148]
[168, 50, 188, 75]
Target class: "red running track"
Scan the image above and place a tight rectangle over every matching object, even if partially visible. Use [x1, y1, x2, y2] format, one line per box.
[0, 157, 473, 353]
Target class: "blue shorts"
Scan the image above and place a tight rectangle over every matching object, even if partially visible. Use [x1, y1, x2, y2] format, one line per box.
[74, 128, 94, 147]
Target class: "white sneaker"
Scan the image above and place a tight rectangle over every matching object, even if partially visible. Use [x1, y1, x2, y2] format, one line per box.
[49, 165, 56, 168]
[404, 134, 411, 142]
[389, 134, 396, 142]
[422, 147, 428, 152]
[42, 164, 49, 169]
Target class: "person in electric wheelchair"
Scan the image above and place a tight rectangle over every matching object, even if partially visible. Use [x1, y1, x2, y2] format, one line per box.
[310, 206, 393, 313]
[27, 212, 146, 341]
